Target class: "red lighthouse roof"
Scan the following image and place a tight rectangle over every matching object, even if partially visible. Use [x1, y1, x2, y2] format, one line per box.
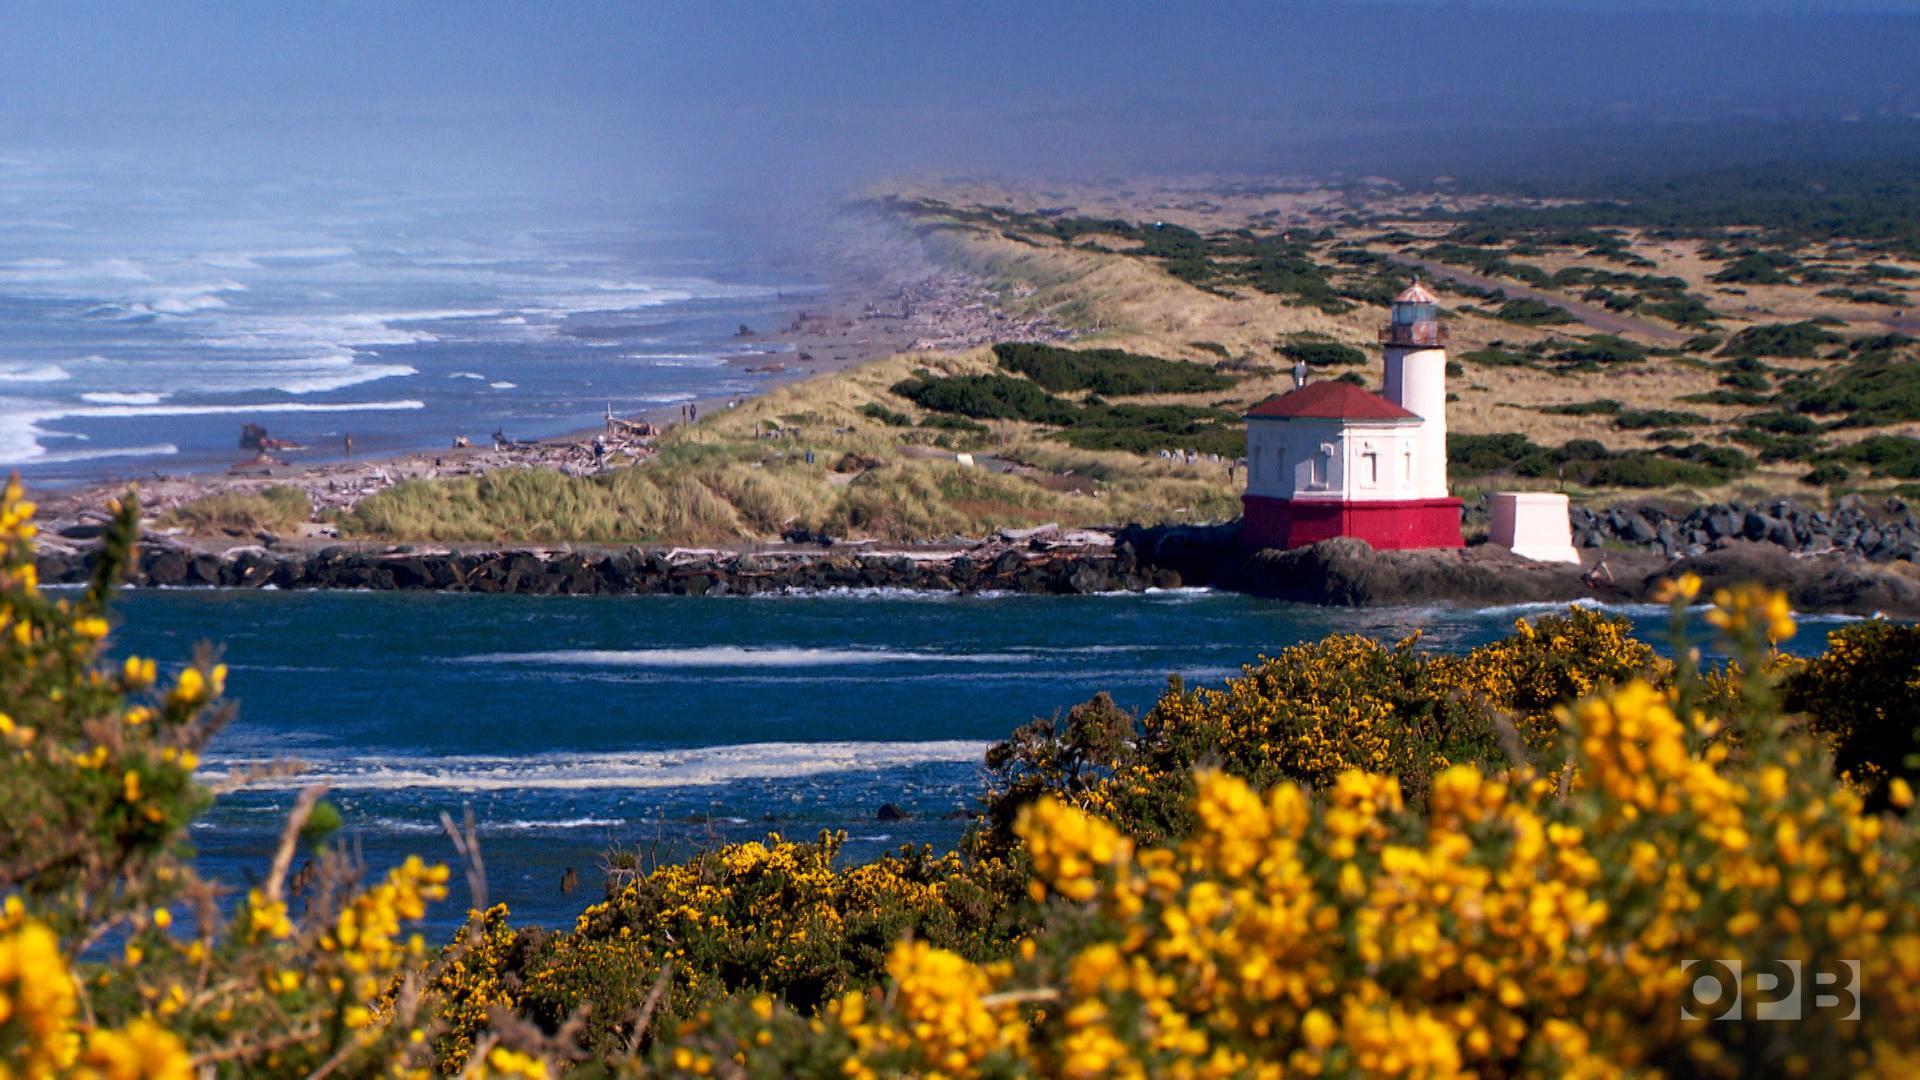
[1245, 380, 1420, 422]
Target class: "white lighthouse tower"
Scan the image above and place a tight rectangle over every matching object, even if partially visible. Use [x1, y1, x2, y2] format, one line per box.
[1380, 281, 1451, 500]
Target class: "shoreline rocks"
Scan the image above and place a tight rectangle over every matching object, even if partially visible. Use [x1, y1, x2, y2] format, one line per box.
[30, 515, 1920, 619]
[1563, 496, 1919, 563]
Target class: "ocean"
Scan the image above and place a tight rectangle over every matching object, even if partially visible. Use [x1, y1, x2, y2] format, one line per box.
[105, 587, 1859, 933]
[0, 159, 811, 483]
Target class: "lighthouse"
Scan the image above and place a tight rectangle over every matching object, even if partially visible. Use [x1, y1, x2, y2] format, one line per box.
[1239, 281, 1465, 550]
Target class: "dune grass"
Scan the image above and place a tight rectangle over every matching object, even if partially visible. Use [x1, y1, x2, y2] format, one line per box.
[338, 344, 1246, 544]
[161, 485, 313, 536]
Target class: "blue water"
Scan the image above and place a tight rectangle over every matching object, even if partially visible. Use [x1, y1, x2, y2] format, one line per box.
[0, 159, 812, 481]
[104, 588, 1860, 932]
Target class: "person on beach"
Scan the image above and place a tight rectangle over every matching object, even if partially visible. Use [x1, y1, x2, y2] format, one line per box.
[689, 403, 698, 423]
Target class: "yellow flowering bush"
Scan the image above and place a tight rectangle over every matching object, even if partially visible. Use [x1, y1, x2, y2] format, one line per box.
[0, 478, 454, 1077]
[658, 590, 1920, 1078]
[475, 831, 1027, 1062]
[1782, 619, 1920, 807]
[11, 473, 1920, 1077]
[983, 607, 1660, 852]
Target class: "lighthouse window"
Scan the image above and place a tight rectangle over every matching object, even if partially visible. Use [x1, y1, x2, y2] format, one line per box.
[1309, 445, 1330, 489]
[1402, 449, 1413, 484]
[1361, 451, 1378, 488]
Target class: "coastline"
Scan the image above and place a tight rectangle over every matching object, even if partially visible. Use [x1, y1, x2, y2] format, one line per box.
[31, 256, 1067, 530]
[33, 521, 1920, 618]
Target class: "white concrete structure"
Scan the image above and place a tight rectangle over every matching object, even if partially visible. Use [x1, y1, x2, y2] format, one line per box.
[1489, 492, 1582, 564]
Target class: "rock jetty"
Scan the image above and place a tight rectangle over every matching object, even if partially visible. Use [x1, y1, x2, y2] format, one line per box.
[29, 515, 1920, 618]
[1564, 496, 1919, 562]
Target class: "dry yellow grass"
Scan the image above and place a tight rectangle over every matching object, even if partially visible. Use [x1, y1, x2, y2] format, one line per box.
[338, 182, 1920, 544]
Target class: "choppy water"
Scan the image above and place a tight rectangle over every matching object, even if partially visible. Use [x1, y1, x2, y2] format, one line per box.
[105, 588, 1860, 932]
[0, 159, 809, 481]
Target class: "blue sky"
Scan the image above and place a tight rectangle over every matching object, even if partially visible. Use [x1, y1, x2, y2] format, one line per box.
[0, 1, 1915, 194]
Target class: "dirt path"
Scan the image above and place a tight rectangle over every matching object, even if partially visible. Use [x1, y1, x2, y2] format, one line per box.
[1391, 256, 1694, 345]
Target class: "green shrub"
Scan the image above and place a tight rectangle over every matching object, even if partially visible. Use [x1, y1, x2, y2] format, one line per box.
[1493, 297, 1577, 325]
[1802, 463, 1851, 486]
[1276, 341, 1367, 368]
[1784, 621, 1920, 807]
[1710, 250, 1798, 284]
[1614, 409, 1710, 430]
[1553, 334, 1647, 364]
[1055, 404, 1243, 457]
[1823, 435, 1920, 479]
[890, 373, 1078, 424]
[1540, 399, 1622, 416]
[1720, 321, 1844, 359]
[859, 403, 914, 427]
[991, 342, 1236, 396]
[1790, 353, 1920, 426]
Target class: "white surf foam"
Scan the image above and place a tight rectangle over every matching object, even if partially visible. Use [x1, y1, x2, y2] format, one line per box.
[0, 398, 424, 464]
[201, 739, 991, 793]
[489, 380, 516, 389]
[80, 391, 168, 406]
[66, 399, 426, 419]
[457, 646, 1030, 668]
[27, 442, 179, 465]
[0, 363, 71, 384]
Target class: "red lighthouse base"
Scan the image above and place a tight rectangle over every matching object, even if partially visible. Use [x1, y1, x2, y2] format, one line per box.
[1240, 495, 1464, 551]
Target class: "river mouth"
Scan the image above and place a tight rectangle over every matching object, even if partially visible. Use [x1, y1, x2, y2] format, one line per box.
[107, 588, 1858, 932]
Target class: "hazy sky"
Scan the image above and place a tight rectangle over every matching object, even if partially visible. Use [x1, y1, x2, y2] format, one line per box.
[2, 1, 1917, 199]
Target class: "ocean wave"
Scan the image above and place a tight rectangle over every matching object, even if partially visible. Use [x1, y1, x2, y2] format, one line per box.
[66, 399, 426, 419]
[455, 646, 1032, 668]
[0, 398, 425, 464]
[26, 442, 179, 465]
[0, 363, 71, 384]
[199, 740, 992, 793]
[80, 391, 168, 405]
[271, 362, 418, 395]
[489, 381, 516, 389]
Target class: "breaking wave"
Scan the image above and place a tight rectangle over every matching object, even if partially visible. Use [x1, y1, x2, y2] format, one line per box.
[456, 646, 1030, 668]
[200, 740, 991, 793]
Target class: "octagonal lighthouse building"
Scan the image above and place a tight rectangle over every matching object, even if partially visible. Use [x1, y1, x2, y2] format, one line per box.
[1240, 281, 1464, 550]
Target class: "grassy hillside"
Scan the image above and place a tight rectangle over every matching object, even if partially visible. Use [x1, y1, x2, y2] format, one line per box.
[162, 175, 1920, 544]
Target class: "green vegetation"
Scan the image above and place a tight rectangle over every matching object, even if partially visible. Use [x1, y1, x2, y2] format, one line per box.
[1540, 399, 1622, 416]
[1613, 408, 1711, 430]
[991, 341, 1236, 395]
[161, 484, 312, 535]
[1420, 242, 1552, 287]
[1449, 432, 1752, 488]
[1711, 250, 1799, 284]
[858, 402, 914, 427]
[21, 488, 1920, 1077]
[1276, 340, 1367, 367]
[1822, 435, 1920, 480]
[1789, 351, 1920, 426]
[1493, 297, 1577, 325]
[1443, 158, 1920, 256]
[890, 371, 1078, 424]
[1553, 334, 1648, 365]
[1721, 320, 1845, 359]
[1053, 403, 1243, 457]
